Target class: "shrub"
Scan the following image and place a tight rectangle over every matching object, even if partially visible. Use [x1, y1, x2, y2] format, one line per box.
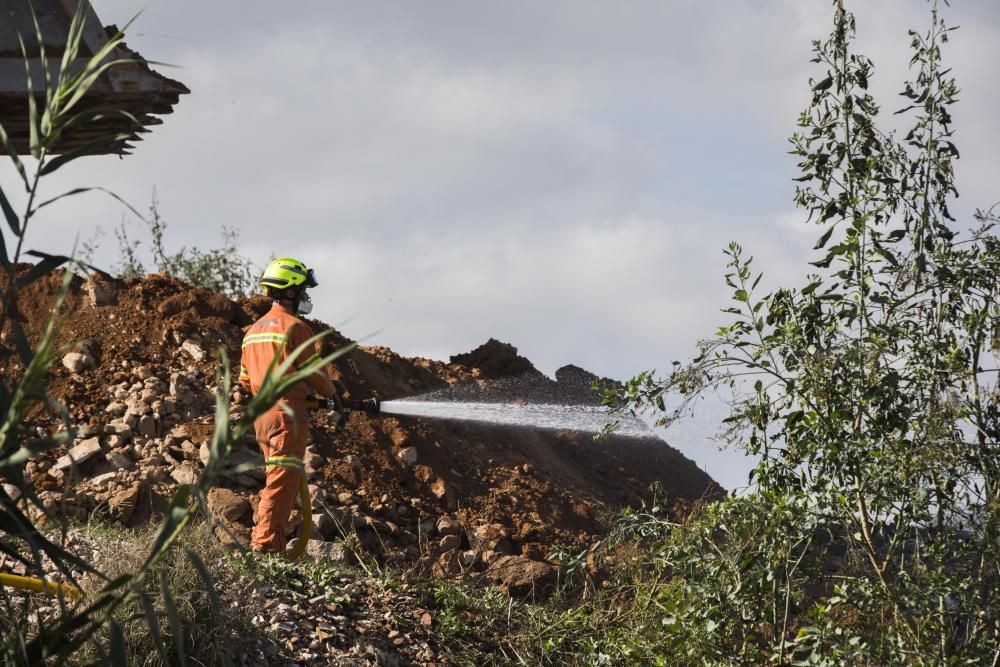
[607, 1, 1000, 663]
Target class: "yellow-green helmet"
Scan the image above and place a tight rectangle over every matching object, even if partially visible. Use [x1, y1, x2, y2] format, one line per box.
[259, 257, 318, 291]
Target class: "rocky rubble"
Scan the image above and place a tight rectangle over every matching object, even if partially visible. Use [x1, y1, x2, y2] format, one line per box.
[1, 269, 722, 660]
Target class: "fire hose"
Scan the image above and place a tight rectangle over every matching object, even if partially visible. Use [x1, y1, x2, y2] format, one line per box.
[285, 391, 380, 561]
[0, 571, 82, 600]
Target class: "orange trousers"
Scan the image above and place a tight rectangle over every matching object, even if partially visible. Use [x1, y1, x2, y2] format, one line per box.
[250, 408, 307, 553]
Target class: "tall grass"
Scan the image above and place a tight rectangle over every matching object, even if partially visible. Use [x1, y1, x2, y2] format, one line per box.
[0, 3, 354, 663]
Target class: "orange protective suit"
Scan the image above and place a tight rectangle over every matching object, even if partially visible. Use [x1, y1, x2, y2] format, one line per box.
[239, 302, 335, 553]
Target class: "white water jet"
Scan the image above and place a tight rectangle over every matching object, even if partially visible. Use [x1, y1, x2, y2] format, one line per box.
[379, 399, 653, 438]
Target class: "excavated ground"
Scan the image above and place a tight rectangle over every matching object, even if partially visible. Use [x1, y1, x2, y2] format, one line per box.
[1, 269, 722, 594]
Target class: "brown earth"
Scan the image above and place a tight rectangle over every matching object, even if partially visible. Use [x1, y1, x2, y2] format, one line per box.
[1, 268, 722, 583]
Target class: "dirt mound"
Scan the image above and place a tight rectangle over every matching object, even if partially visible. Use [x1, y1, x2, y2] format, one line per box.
[1, 269, 722, 581]
[448, 338, 539, 380]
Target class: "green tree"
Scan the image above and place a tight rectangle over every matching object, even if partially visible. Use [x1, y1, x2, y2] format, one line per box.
[609, 1, 1000, 662]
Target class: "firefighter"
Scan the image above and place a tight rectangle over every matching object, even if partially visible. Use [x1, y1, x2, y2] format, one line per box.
[239, 257, 336, 553]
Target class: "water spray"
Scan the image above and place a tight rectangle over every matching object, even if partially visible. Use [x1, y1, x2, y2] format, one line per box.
[307, 378, 651, 438]
[378, 399, 651, 437]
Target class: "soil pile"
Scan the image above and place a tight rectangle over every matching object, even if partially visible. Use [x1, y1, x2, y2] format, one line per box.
[1, 269, 722, 592]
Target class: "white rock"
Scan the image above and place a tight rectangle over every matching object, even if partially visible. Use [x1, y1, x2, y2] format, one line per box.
[436, 516, 463, 536]
[199, 442, 211, 467]
[304, 539, 354, 564]
[105, 401, 127, 417]
[2, 483, 21, 502]
[304, 447, 323, 470]
[90, 471, 118, 487]
[170, 465, 199, 486]
[107, 420, 133, 439]
[181, 339, 206, 362]
[107, 451, 134, 470]
[53, 438, 103, 471]
[85, 279, 118, 306]
[61, 351, 94, 373]
[396, 446, 418, 467]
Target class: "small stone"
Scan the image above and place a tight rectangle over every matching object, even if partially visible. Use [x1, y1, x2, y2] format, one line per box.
[105, 401, 127, 417]
[109, 482, 142, 524]
[344, 454, 362, 469]
[2, 483, 22, 502]
[486, 556, 560, 600]
[62, 351, 95, 373]
[199, 442, 211, 467]
[304, 539, 354, 565]
[170, 465, 199, 486]
[471, 523, 513, 554]
[458, 550, 478, 568]
[313, 512, 338, 538]
[336, 492, 354, 505]
[181, 339, 206, 362]
[85, 279, 118, 306]
[207, 487, 249, 521]
[304, 447, 323, 470]
[90, 471, 118, 486]
[432, 550, 463, 578]
[104, 419, 132, 440]
[396, 446, 418, 467]
[138, 415, 157, 438]
[106, 451, 134, 470]
[436, 516, 462, 536]
[53, 438, 103, 471]
[439, 534, 461, 551]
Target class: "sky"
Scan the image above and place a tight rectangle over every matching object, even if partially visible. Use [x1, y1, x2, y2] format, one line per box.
[3, 1, 999, 488]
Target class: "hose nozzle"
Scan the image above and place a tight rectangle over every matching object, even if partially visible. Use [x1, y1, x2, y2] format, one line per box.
[344, 398, 380, 414]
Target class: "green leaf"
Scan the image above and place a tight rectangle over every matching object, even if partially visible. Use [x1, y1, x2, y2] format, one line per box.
[142, 486, 192, 572]
[15, 251, 71, 288]
[814, 224, 836, 250]
[137, 590, 170, 665]
[0, 226, 11, 269]
[801, 280, 822, 296]
[40, 132, 135, 176]
[160, 570, 187, 666]
[812, 75, 834, 92]
[184, 548, 221, 616]
[0, 122, 29, 188]
[108, 618, 127, 667]
[0, 184, 21, 235]
[33, 186, 144, 219]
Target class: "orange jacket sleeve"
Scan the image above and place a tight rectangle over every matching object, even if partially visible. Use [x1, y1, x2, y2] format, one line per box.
[287, 322, 336, 398]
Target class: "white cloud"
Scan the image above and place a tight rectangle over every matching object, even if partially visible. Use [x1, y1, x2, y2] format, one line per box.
[3, 0, 997, 385]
